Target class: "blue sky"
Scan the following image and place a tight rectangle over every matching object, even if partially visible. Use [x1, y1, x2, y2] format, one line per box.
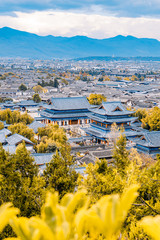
[0, 0, 160, 39]
[0, 0, 160, 17]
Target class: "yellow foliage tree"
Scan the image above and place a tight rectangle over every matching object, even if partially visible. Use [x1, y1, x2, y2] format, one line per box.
[36, 137, 57, 153]
[0, 121, 4, 130]
[140, 216, 160, 240]
[33, 85, 47, 93]
[131, 75, 138, 81]
[141, 107, 160, 130]
[88, 94, 106, 105]
[38, 124, 67, 148]
[103, 76, 110, 81]
[0, 185, 139, 240]
[0, 109, 33, 124]
[124, 77, 130, 81]
[8, 122, 35, 142]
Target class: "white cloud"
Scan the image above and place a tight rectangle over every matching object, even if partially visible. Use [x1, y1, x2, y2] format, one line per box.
[0, 10, 160, 40]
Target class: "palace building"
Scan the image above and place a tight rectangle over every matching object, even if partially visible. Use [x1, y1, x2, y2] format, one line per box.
[132, 131, 160, 156]
[40, 97, 93, 126]
[84, 101, 140, 144]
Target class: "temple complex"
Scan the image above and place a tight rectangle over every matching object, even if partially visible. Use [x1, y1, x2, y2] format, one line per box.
[40, 97, 93, 126]
[84, 101, 140, 144]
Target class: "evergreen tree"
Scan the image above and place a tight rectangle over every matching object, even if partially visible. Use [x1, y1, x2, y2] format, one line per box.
[44, 146, 78, 198]
[113, 134, 129, 176]
[0, 143, 45, 219]
[15, 143, 38, 180]
[0, 145, 21, 205]
[53, 78, 59, 88]
[78, 159, 124, 203]
[49, 79, 54, 87]
[32, 93, 41, 103]
[19, 84, 27, 91]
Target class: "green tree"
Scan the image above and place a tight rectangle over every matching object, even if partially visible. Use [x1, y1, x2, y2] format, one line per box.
[15, 143, 38, 180]
[53, 78, 59, 88]
[32, 93, 41, 103]
[78, 159, 124, 203]
[18, 84, 27, 91]
[113, 134, 129, 176]
[98, 77, 103, 82]
[44, 146, 78, 198]
[0, 144, 45, 238]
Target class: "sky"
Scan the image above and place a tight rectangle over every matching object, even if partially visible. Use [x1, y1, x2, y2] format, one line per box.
[0, 0, 160, 40]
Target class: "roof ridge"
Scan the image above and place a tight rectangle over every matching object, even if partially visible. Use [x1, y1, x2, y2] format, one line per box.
[51, 96, 86, 100]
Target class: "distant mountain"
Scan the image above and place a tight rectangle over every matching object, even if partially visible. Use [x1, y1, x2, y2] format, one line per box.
[1, 27, 160, 59]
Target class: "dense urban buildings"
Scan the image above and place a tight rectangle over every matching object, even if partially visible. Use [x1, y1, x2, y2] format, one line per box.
[1, 58, 160, 162]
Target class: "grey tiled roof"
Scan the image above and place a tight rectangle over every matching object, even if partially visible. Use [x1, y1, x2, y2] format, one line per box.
[32, 153, 53, 165]
[75, 167, 86, 174]
[90, 101, 134, 116]
[87, 113, 137, 123]
[3, 145, 16, 154]
[90, 150, 113, 158]
[0, 128, 12, 136]
[18, 100, 39, 106]
[79, 155, 95, 164]
[28, 121, 46, 133]
[40, 111, 88, 119]
[6, 134, 34, 145]
[85, 127, 142, 139]
[68, 136, 93, 143]
[0, 133, 6, 144]
[50, 97, 91, 110]
[105, 117, 137, 123]
[4, 103, 16, 108]
[135, 131, 160, 147]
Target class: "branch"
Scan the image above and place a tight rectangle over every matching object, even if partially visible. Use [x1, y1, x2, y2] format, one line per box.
[138, 196, 160, 215]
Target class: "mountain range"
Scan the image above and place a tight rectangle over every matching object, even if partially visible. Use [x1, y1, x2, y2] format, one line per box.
[1, 27, 160, 59]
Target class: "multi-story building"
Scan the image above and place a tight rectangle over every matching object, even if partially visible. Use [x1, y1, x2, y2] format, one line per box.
[40, 97, 93, 126]
[84, 101, 140, 144]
